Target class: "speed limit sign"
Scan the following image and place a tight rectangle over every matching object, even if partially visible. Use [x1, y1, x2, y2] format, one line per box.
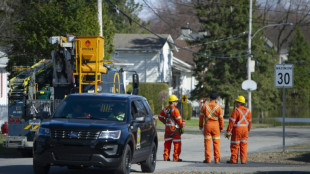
[275, 64, 293, 88]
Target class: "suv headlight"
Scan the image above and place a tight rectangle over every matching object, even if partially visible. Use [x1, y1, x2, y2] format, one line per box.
[38, 127, 50, 136]
[99, 130, 121, 140]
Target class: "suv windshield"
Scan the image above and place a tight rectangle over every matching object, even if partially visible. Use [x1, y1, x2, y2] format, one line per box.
[53, 97, 127, 122]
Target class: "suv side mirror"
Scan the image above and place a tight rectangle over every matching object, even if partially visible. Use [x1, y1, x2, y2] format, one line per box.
[132, 73, 139, 95]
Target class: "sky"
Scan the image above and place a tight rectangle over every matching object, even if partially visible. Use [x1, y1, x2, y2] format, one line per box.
[134, 0, 276, 21]
[134, 0, 159, 21]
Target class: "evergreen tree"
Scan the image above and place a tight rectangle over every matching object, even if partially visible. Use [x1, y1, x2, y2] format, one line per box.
[287, 27, 310, 106]
[106, 0, 145, 33]
[191, 0, 280, 117]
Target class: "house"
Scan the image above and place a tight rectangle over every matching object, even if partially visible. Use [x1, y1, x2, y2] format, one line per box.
[176, 22, 208, 41]
[112, 33, 195, 97]
[265, 37, 288, 63]
[0, 49, 9, 126]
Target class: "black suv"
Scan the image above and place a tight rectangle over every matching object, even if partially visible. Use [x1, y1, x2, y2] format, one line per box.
[33, 93, 158, 174]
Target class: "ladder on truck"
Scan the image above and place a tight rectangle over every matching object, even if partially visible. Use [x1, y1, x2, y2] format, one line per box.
[74, 36, 107, 93]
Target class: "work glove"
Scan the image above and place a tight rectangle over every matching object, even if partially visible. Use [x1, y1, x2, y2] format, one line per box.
[179, 128, 184, 134]
[225, 132, 232, 140]
[199, 128, 204, 135]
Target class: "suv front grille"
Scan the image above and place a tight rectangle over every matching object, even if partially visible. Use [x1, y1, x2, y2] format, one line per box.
[51, 130, 100, 140]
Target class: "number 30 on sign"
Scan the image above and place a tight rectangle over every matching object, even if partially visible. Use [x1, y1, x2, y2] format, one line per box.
[274, 64, 293, 88]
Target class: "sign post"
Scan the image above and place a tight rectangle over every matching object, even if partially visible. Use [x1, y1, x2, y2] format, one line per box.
[275, 64, 293, 152]
[182, 95, 187, 103]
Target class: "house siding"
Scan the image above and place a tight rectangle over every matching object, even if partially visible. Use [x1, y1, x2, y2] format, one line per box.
[0, 70, 8, 105]
[113, 51, 164, 83]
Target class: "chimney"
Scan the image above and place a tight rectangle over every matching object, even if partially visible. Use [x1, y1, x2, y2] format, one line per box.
[181, 22, 192, 37]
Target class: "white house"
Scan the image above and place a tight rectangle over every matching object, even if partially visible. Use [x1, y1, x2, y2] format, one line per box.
[112, 34, 195, 97]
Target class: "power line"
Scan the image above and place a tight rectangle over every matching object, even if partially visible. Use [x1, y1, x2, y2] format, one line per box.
[142, 0, 171, 26]
[105, 0, 249, 59]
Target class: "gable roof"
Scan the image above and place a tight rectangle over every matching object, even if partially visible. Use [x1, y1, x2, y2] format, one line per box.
[173, 40, 199, 66]
[113, 34, 175, 51]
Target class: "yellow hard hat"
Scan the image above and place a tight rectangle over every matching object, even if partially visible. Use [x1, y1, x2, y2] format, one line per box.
[169, 94, 179, 102]
[235, 96, 245, 103]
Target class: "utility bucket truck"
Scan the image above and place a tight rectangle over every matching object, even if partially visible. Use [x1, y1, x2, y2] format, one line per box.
[4, 35, 139, 156]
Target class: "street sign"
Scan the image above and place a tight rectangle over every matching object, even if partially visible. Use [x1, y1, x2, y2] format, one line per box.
[275, 64, 293, 88]
[275, 64, 293, 152]
[182, 95, 187, 103]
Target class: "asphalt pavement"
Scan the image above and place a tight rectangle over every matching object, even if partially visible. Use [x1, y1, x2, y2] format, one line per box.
[131, 126, 310, 173]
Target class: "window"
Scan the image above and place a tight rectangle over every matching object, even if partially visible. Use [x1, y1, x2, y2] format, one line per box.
[134, 100, 147, 117]
[53, 97, 127, 122]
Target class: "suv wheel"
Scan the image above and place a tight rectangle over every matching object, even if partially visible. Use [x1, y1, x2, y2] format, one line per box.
[115, 144, 132, 174]
[33, 157, 50, 174]
[141, 141, 157, 172]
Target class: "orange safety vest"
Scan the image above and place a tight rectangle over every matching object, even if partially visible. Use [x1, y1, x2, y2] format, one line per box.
[159, 105, 183, 136]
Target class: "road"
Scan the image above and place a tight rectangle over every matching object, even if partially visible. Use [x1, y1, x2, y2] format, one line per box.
[0, 126, 310, 174]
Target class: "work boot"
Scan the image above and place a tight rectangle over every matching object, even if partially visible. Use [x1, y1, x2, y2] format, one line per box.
[173, 158, 182, 162]
[203, 160, 210, 163]
[241, 161, 247, 164]
[164, 158, 170, 161]
[226, 160, 237, 164]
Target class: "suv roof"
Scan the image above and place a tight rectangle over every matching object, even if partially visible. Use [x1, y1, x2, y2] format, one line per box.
[68, 93, 144, 100]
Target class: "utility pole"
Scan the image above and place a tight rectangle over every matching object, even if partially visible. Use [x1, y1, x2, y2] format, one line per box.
[97, 0, 103, 37]
[247, 0, 253, 112]
[245, 0, 293, 113]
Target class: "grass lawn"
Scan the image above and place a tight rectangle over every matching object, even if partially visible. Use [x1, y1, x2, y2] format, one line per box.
[156, 117, 272, 133]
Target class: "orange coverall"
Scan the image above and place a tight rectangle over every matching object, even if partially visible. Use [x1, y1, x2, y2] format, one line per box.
[158, 105, 183, 161]
[199, 100, 224, 163]
[226, 105, 252, 163]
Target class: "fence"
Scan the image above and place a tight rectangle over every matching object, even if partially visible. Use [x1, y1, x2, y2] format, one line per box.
[252, 104, 310, 125]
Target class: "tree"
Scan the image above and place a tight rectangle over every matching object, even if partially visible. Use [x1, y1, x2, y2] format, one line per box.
[142, 0, 201, 39]
[191, 0, 280, 118]
[106, 0, 145, 33]
[259, 0, 310, 54]
[7, 0, 112, 74]
[0, 0, 23, 51]
[158, 90, 169, 109]
[286, 27, 310, 106]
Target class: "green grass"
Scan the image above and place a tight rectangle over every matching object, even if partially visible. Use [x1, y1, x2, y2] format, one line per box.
[156, 118, 273, 132]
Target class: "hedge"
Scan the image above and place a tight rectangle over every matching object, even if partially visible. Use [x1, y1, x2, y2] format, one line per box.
[127, 82, 169, 114]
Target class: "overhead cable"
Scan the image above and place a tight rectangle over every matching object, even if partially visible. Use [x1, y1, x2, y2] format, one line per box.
[105, 0, 249, 59]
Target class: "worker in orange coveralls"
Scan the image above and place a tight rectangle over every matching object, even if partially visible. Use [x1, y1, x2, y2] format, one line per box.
[158, 94, 184, 162]
[226, 96, 252, 164]
[199, 93, 224, 164]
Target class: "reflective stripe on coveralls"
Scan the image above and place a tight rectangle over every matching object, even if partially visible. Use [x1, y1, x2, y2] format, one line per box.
[205, 105, 219, 121]
[233, 108, 249, 127]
